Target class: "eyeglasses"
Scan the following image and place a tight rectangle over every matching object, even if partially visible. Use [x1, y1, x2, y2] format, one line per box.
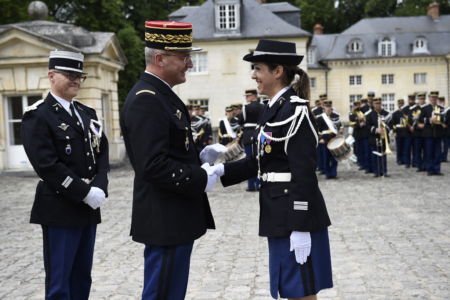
[53, 70, 87, 83]
[161, 53, 192, 64]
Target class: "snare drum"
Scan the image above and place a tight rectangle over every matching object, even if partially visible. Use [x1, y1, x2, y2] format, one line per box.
[327, 135, 352, 161]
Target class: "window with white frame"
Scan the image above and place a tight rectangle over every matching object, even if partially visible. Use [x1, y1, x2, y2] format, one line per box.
[310, 77, 316, 88]
[6, 95, 41, 145]
[349, 94, 363, 111]
[382, 93, 395, 111]
[217, 4, 238, 30]
[307, 47, 316, 64]
[348, 39, 363, 53]
[381, 74, 394, 84]
[413, 37, 428, 54]
[188, 52, 208, 74]
[414, 73, 426, 84]
[379, 38, 395, 57]
[349, 75, 362, 85]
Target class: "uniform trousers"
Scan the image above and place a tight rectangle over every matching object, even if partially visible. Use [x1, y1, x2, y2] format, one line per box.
[142, 241, 194, 300]
[42, 225, 97, 300]
[395, 137, 405, 165]
[317, 144, 326, 173]
[370, 144, 387, 176]
[413, 137, 424, 170]
[354, 138, 363, 167]
[441, 137, 449, 162]
[324, 147, 338, 178]
[424, 138, 442, 174]
[361, 138, 372, 172]
[245, 143, 260, 191]
[403, 137, 413, 167]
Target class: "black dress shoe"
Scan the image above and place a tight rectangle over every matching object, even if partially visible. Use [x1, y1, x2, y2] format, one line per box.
[382, 174, 390, 178]
[435, 172, 444, 176]
[427, 173, 434, 176]
[246, 189, 257, 192]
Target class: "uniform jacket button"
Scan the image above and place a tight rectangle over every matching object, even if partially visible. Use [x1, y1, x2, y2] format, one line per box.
[172, 173, 175, 177]
[284, 189, 288, 194]
[88, 166, 92, 170]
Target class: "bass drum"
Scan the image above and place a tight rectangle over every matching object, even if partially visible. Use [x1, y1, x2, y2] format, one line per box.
[327, 135, 352, 161]
[214, 140, 246, 164]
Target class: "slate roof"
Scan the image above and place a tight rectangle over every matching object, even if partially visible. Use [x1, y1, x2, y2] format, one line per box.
[308, 15, 450, 64]
[0, 20, 126, 62]
[169, 0, 310, 40]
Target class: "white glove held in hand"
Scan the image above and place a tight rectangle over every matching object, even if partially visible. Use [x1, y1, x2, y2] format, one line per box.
[290, 231, 311, 265]
[83, 187, 106, 210]
[201, 163, 219, 192]
[200, 143, 228, 164]
[210, 163, 225, 177]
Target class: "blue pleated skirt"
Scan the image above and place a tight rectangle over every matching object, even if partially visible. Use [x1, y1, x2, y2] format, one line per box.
[268, 229, 333, 299]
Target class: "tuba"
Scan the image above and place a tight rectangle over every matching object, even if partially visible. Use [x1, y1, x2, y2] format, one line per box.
[432, 105, 441, 125]
[377, 115, 392, 155]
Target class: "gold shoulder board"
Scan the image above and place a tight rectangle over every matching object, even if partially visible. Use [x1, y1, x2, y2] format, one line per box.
[136, 90, 155, 96]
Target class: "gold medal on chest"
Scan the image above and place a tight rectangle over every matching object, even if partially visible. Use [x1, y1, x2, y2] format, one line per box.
[264, 144, 272, 154]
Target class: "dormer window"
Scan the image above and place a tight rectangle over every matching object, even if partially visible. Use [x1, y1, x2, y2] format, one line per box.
[215, 1, 240, 32]
[413, 37, 429, 54]
[307, 47, 316, 64]
[378, 37, 396, 57]
[348, 39, 363, 53]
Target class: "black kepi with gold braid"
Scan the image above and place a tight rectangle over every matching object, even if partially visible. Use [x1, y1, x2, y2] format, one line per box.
[145, 21, 201, 52]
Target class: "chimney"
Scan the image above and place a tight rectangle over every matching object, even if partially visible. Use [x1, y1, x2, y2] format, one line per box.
[427, 2, 440, 20]
[313, 24, 324, 35]
[255, 0, 266, 3]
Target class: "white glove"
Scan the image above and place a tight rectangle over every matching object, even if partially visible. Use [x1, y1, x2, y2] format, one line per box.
[210, 163, 225, 177]
[83, 187, 106, 210]
[200, 143, 228, 164]
[290, 231, 311, 265]
[201, 163, 219, 192]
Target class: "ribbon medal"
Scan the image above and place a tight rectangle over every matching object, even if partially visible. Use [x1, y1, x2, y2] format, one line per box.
[65, 144, 72, 155]
[263, 132, 272, 154]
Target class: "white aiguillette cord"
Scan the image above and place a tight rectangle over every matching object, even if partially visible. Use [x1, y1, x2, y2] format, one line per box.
[259, 96, 318, 155]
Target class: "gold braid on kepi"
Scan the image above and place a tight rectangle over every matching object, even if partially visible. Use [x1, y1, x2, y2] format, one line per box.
[145, 21, 201, 52]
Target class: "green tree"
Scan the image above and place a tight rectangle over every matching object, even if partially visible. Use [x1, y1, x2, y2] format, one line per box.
[0, 0, 33, 24]
[364, 0, 397, 17]
[395, 0, 450, 16]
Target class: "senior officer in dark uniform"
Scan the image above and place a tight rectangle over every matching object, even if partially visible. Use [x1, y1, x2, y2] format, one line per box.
[21, 50, 109, 299]
[237, 88, 265, 191]
[208, 40, 333, 299]
[120, 21, 217, 300]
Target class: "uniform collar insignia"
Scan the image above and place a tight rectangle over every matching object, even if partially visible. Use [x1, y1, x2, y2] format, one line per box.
[58, 123, 70, 131]
[175, 109, 182, 120]
[52, 102, 62, 112]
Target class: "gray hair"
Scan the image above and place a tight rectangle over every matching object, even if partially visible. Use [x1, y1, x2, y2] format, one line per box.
[145, 47, 166, 65]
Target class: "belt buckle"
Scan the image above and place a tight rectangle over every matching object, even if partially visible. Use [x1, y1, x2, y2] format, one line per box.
[262, 173, 268, 182]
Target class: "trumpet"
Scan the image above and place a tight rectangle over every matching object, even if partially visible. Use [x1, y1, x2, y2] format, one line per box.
[432, 105, 441, 125]
[377, 115, 392, 155]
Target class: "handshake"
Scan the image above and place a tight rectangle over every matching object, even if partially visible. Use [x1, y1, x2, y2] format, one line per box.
[83, 187, 107, 210]
[200, 144, 228, 192]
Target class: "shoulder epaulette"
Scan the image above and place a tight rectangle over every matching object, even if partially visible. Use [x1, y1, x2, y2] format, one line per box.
[420, 103, 429, 108]
[364, 109, 372, 116]
[24, 99, 44, 113]
[409, 104, 417, 110]
[136, 89, 155, 96]
[73, 100, 94, 111]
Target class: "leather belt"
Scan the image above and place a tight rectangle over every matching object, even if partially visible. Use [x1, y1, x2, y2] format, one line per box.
[260, 172, 291, 182]
[244, 123, 257, 127]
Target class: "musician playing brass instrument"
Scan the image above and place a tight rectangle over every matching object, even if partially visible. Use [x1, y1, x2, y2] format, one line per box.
[366, 98, 391, 177]
[417, 91, 445, 175]
[349, 100, 365, 168]
[388, 99, 411, 166]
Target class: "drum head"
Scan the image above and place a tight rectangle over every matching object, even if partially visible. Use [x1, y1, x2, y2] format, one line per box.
[327, 136, 344, 150]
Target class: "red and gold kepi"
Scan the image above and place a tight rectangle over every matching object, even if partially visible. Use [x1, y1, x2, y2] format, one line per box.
[145, 20, 201, 51]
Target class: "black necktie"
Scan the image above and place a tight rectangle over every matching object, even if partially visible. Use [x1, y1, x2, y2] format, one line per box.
[70, 103, 83, 129]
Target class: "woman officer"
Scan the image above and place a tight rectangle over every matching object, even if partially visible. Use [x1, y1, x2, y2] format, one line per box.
[209, 40, 333, 299]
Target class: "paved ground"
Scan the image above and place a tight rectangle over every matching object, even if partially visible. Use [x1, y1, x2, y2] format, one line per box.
[0, 157, 449, 300]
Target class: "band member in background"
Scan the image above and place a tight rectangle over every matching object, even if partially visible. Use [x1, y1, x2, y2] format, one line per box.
[317, 100, 341, 179]
[191, 104, 211, 152]
[237, 88, 265, 191]
[412, 93, 426, 171]
[418, 91, 445, 175]
[367, 91, 375, 109]
[218, 106, 240, 145]
[366, 98, 391, 177]
[359, 98, 373, 173]
[349, 100, 364, 169]
[21, 50, 109, 299]
[231, 103, 243, 118]
[311, 99, 321, 115]
[402, 94, 417, 168]
[389, 99, 409, 166]
[314, 94, 326, 174]
[438, 96, 449, 162]
[209, 39, 333, 299]
[120, 20, 217, 299]
[198, 105, 213, 148]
